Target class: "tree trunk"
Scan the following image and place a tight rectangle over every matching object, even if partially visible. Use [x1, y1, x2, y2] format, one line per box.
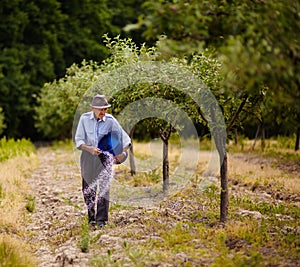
[234, 128, 238, 145]
[220, 152, 228, 222]
[129, 128, 136, 176]
[261, 122, 266, 152]
[162, 138, 169, 192]
[210, 104, 229, 222]
[218, 95, 247, 222]
[252, 123, 261, 151]
[159, 125, 172, 192]
[295, 127, 300, 151]
[214, 137, 228, 222]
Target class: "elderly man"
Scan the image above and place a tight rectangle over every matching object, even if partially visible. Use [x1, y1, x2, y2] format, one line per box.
[75, 94, 131, 228]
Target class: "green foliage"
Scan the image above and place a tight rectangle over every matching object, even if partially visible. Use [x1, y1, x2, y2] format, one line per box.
[108, 0, 146, 45]
[139, 0, 300, 96]
[0, 0, 117, 139]
[0, 137, 35, 162]
[102, 36, 224, 138]
[35, 60, 102, 139]
[25, 195, 35, 213]
[59, 0, 115, 67]
[271, 135, 297, 150]
[0, 0, 65, 138]
[35, 35, 224, 140]
[0, 0, 298, 143]
[79, 218, 90, 253]
[137, 0, 300, 139]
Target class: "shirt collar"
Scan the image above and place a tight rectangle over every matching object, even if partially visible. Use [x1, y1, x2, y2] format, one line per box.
[89, 112, 106, 121]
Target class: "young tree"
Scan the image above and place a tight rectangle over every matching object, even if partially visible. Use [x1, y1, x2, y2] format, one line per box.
[36, 36, 225, 198]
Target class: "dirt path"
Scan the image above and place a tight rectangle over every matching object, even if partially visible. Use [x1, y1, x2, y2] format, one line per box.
[24, 146, 92, 266]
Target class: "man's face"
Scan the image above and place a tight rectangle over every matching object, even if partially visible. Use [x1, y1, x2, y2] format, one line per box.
[92, 107, 107, 120]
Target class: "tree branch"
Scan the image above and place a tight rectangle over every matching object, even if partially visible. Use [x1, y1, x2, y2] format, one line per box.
[159, 124, 173, 143]
[226, 94, 248, 133]
[198, 107, 209, 124]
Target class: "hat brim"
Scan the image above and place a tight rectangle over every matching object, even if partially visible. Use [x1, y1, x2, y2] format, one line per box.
[90, 104, 111, 109]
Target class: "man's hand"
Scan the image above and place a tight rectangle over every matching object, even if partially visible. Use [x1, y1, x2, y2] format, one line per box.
[114, 152, 126, 164]
[80, 144, 102, 155]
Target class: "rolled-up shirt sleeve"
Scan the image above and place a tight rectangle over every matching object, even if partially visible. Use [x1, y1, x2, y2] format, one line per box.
[75, 115, 86, 149]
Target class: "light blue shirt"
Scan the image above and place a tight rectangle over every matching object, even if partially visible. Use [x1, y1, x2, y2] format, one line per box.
[75, 111, 131, 151]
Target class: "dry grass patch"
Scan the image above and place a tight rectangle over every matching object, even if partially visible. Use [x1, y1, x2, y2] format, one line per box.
[0, 148, 38, 266]
[0, 154, 38, 227]
[0, 234, 37, 267]
[228, 153, 300, 195]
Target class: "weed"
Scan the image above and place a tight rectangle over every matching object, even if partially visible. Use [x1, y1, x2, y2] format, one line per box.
[79, 218, 90, 253]
[117, 167, 162, 187]
[25, 195, 35, 212]
[232, 195, 300, 217]
[158, 222, 193, 250]
[203, 184, 220, 210]
[51, 139, 74, 150]
[88, 249, 123, 267]
[120, 241, 147, 265]
[211, 250, 264, 267]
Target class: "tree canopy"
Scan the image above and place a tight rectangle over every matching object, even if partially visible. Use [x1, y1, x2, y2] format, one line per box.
[129, 0, 300, 145]
[0, 0, 145, 139]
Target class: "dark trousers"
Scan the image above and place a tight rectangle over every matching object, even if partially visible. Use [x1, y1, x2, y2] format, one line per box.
[81, 151, 111, 223]
[82, 178, 109, 222]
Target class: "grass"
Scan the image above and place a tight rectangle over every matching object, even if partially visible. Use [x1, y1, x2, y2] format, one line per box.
[0, 155, 38, 226]
[0, 139, 38, 266]
[0, 235, 37, 267]
[79, 218, 90, 253]
[25, 195, 36, 212]
[0, 137, 35, 162]
[227, 135, 300, 171]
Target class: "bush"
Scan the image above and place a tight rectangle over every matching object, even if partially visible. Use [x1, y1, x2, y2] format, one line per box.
[0, 138, 35, 162]
[273, 135, 295, 150]
[34, 60, 101, 139]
